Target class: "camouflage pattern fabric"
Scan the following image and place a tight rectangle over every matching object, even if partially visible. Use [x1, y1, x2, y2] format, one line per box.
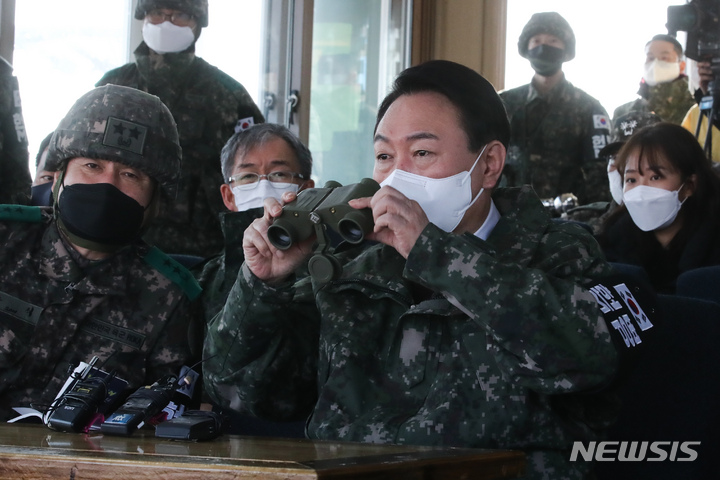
[204, 186, 618, 480]
[500, 77, 612, 205]
[0, 57, 31, 205]
[564, 200, 615, 235]
[613, 77, 695, 126]
[0, 206, 198, 419]
[44, 84, 181, 196]
[193, 208, 263, 325]
[97, 43, 264, 257]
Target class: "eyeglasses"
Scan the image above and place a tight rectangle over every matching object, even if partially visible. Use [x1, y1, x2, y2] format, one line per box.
[228, 171, 306, 187]
[146, 9, 195, 27]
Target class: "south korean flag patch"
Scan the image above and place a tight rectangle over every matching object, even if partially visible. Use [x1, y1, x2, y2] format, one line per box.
[235, 116, 255, 133]
[593, 114, 610, 131]
[589, 275, 659, 356]
[613, 283, 653, 331]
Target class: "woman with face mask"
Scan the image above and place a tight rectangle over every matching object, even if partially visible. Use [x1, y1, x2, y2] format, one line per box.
[597, 122, 720, 293]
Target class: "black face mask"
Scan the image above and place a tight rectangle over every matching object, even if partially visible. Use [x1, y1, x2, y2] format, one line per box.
[57, 183, 145, 248]
[30, 182, 53, 207]
[527, 44, 565, 77]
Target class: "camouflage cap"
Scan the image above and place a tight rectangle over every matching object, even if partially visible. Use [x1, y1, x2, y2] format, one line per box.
[45, 85, 181, 196]
[599, 111, 663, 159]
[518, 12, 575, 60]
[135, 0, 209, 28]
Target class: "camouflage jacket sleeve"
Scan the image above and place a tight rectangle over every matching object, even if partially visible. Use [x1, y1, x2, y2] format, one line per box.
[0, 69, 31, 205]
[580, 97, 612, 204]
[203, 264, 320, 420]
[402, 190, 617, 395]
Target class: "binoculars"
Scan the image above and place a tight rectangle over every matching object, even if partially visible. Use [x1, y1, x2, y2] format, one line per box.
[268, 178, 380, 251]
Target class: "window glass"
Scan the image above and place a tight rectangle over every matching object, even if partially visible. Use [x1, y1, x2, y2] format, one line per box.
[193, 0, 264, 106]
[14, 0, 131, 177]
[309, 0, 410, 185]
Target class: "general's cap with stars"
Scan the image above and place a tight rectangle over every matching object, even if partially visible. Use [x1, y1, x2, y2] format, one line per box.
[45, 84, 182, 196]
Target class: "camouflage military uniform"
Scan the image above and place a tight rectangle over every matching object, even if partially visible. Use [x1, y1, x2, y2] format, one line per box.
[613, 77, 695, 126]
[97, 43, 264, 257]
[204, 186, 618, 480]
[193, 208, 263, 324]
[500, 77, 612, 205]
[0, 206, 200, 420]
[0, 57, 31, 205]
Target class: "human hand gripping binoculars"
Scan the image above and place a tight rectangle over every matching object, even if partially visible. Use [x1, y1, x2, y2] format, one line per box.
[267, 178, 380, 283]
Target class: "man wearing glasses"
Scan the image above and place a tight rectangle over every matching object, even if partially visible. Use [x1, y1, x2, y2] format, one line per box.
[194, 123, 314, 326]
[97, 0, 264, 259]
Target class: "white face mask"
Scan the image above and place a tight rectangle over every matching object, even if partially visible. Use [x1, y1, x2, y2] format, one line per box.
[608, 169, 624, 205]
[623, 184, 685, 231]
[142, 21, 195, 54]
[379, 145, 487, 232]
[232, 179, 299, 212]
[643, 59, 680, 87]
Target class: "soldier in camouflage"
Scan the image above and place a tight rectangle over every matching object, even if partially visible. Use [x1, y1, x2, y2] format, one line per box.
[566, 111, 663, 233]
[613, 34, 695, 126]
[194, 123, 314, 325]
[204, 60, 619, 480]
[0, 84, 201, 420]
[0, 56, 31, 205]
[500, 12, 612, 205]
[97, 0, 264, 258]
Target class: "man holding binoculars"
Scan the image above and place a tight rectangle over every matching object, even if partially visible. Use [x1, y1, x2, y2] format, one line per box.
[204, 60, 619, 479]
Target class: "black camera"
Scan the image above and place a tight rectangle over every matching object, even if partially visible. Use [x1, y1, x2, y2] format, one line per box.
[267, 178, 380, 250]
[45, 357, 128, 433]
[668, 0, 720, 138]
[667, 0, 720, 61]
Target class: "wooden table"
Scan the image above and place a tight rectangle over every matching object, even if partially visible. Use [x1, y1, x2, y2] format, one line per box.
[0, 423, 525, 479]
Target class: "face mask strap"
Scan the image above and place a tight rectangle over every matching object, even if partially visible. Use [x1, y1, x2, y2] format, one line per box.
[677, 182, 688, 205]
[467, 144, 488, 177]
[459, 144, 490, 212]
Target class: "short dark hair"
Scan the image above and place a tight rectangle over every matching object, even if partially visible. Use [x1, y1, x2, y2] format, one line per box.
[220, 123, 312, 182]
[647, 34, 684, 59]
[374, 60, 510, 153]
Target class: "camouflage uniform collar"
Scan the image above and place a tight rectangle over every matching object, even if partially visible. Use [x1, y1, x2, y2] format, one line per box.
[527, 74, 570, 103]
[637, 75, 688, 100]
[487, 186, 551, 266]
[134, 41, 196, 81]
[44, 220, 135, 295]
[219, 208, 263, 266]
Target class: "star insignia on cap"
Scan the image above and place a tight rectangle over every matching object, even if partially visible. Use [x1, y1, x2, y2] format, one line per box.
[103, 117, 148, 155]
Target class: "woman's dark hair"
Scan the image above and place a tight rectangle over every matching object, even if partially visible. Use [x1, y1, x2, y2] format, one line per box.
[374, 60, 510, 153]
[602, 122, 720, 244]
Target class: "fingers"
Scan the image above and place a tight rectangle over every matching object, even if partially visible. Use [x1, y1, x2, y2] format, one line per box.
[243, 216, 274, 259]
[369, 186, 425, 230]
[262, 191, 298, 221]
[363, 186, 428, 258]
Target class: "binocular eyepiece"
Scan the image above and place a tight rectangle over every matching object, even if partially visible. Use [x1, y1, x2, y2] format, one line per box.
[267, 178, 380, 250]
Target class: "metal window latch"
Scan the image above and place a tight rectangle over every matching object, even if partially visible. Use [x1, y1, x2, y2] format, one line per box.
[286, 90, 299, 125]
